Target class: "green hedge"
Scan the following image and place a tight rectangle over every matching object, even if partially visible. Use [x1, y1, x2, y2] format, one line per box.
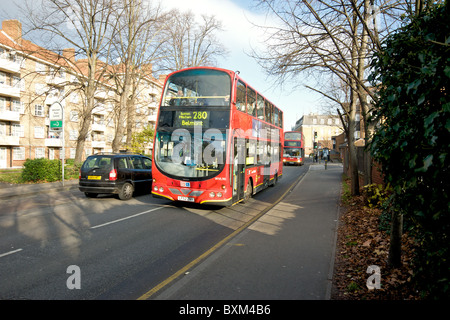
[21, 158, 62, 182]
[370, 3, 450, 299]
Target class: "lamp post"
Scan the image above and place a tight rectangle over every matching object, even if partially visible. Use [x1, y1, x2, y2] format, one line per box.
[49, 102, 65, 186]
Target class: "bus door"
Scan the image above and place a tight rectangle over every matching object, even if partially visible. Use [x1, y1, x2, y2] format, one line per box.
[232, 137, 246, 203]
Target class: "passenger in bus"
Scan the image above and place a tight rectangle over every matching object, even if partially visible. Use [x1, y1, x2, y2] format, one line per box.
[205, 92, 229, 106]
[169, 90, 186, 106]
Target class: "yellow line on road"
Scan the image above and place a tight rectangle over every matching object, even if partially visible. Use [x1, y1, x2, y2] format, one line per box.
[137, 169, 307, 300]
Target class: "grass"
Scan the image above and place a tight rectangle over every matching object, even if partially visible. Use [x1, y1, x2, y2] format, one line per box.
[0, 169, 23, 184]
[341, 174, 353, 205]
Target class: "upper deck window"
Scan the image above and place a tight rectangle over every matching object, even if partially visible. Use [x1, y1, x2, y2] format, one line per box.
[162, 69, 231, 107]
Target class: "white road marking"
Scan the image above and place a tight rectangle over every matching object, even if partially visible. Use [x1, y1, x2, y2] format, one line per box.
[0, 248, 23, 258]
[90, 207, 164, 229]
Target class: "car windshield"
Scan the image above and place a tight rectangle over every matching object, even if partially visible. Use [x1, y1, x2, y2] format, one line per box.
[82, 156, 113, 171]
[162, 69, 231, 107]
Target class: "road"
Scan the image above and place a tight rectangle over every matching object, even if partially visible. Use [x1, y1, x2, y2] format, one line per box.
[0, 164, 309, 300]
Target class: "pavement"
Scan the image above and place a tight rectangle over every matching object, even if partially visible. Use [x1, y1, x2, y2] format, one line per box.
[0, 178, 79, 200]
[0, 162, 344, 300]
[154, 162, 343, 300]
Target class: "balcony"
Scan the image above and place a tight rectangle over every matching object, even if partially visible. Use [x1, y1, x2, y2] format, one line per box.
[92, 140, 106, 148]
[45, 138, 63, 147]
[91, 122, 106, 132]
[0, 57, 20, 74]
[94, 90, 108, 100]
[45, 94, 66, 107]
[92, 105, 107, 115]
[0, 134, 20, 146]
[46, 75, 66, 87]
[0, 84, 20, 98]
[147, 114, 157, 122]
[0, 110, 20, 122]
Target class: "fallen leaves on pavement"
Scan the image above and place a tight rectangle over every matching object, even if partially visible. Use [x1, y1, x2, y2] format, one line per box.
[331, 179, 419, 300]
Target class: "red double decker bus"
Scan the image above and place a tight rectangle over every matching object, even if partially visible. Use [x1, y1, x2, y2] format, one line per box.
[283, 131, 304, 166]
[151, 67, 283, 206]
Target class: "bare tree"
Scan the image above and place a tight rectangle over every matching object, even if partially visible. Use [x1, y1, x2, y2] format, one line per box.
[108, 0, 168, 151]
[22, 0, 121, 162]
[158, 9, 228, 71]
[250, 0, 410, 194]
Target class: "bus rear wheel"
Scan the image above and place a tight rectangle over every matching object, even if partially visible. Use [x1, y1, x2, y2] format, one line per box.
[243, 180, 252, 203]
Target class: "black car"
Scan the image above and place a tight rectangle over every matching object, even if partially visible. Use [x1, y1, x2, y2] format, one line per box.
[79, 153, 152, 200]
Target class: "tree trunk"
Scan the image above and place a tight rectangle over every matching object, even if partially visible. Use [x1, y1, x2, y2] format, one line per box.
[74, 78, 96, 163]
[388, 210, 403, 268]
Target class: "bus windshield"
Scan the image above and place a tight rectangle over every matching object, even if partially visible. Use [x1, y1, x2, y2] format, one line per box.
[162, 69, 231, 107]
[284, 147, 302, 158]
[154, 129, 226, 179]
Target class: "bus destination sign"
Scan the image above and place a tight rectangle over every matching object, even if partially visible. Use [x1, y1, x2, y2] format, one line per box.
[175, 111, 210, 128]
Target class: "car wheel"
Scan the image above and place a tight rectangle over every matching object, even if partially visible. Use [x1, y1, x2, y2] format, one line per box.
[118, 182, 133, 200]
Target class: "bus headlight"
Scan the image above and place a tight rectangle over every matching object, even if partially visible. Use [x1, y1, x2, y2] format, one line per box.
[153, 186, 158, 191]
[159, 187, 164, 192]
[209, 192, 215, 198]
[216, 192, 223, 198]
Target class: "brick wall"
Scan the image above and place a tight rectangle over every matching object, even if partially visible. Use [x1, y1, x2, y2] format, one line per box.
[340, 144, 385, 187]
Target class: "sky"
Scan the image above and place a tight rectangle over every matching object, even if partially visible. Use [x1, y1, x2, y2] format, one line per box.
[159, 0, 323, 130]
[2, 0, 324, 130]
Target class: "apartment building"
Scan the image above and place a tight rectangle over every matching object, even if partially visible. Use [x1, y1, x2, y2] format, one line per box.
[293, 113, 344, 156]
[0, 19, 163, 168]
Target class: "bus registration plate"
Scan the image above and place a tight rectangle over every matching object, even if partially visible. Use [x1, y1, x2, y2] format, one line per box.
[178, 196, 194, 202]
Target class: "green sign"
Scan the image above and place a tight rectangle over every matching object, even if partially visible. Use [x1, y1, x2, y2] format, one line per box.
[50, 120, 62, 128]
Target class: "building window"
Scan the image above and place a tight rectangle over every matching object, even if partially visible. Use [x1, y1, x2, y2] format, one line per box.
[12, 124, 24, 137]
[36, 62, 46, 74]
[34, 126, 45, 138]
[0, 72, 6, 85]
[69, 130, 78, 141]
[13, 147, 25, 160]
[0, 97, 5, 111]
[35, 104, 44, 116]
[70, 92, 79, 103]
[70, 111, 78, 122]
[12, 100, 24, 114]
[35, 83, 46, 95]
[35, 148, 45, 159]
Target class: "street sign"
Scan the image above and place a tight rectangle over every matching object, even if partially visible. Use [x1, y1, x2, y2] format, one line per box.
[49, 102, 63, 132]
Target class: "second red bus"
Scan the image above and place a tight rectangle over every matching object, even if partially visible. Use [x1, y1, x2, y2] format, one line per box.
[283, 131, 304, 166]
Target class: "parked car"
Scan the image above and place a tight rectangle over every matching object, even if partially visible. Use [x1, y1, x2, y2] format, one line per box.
[79, 153, 152, 200]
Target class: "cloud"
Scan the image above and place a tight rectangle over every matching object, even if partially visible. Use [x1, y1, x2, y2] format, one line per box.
[158, 0, 269, 52]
